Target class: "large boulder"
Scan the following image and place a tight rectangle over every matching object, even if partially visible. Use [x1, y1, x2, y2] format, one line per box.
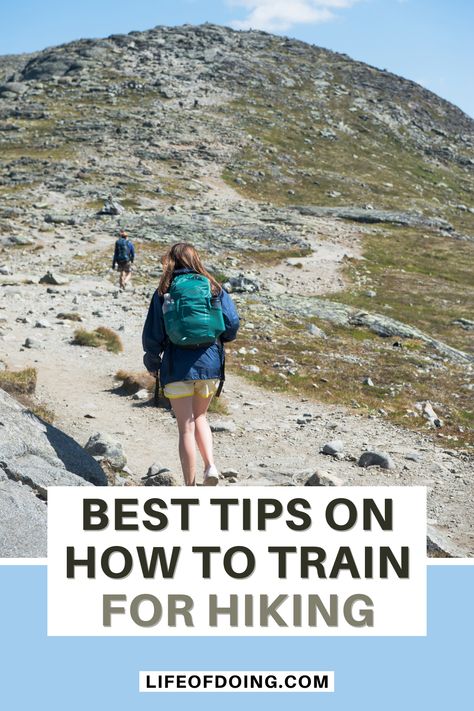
[0, 388, 107, 558]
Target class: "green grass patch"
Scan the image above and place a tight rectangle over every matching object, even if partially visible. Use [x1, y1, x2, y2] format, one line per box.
[337, 225, 474, 353]
[230, 299, 473, 449]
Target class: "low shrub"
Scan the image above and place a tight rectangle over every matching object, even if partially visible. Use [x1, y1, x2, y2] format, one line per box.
[0, 367, 37, 395]
[114, 369, 156, 394]
[73, 327, 123, 353]
[95, 327, 124, 354]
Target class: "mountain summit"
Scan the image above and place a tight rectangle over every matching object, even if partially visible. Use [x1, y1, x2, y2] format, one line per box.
[0, 22, 472, 214]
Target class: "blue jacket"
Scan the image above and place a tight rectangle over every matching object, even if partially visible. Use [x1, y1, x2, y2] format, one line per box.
[142, 269, 240, 386]
[113, 238, 135, 268]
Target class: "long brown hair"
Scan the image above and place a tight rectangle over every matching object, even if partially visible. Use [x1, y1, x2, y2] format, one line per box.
[158, 242, 221, 296]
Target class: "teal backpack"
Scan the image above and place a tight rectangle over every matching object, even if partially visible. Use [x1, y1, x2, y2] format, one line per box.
[163, 273, 225, 347]
[116, 237, 131, 262]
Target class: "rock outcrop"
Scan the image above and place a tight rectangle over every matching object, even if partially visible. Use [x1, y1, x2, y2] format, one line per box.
[0, 388, 107, 558]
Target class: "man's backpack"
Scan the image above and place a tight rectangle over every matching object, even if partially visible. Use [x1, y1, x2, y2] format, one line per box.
[163, 273, 225, 347]
[116, 237, 130, 263]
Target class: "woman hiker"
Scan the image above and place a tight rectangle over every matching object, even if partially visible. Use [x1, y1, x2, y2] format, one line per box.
[142, 242, 240, 486]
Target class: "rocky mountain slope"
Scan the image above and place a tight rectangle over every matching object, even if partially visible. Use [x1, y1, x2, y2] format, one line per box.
[0, 24, 473, 556]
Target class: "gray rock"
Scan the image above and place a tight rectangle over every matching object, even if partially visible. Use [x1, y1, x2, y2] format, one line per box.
[0, 388, 106, 557]
[358, 451, 394, 469]
[363, 377, 374, 386]
[452, 318, 474, 331]
[0, 82, 27, 95]
[44, 213, 77, 225]
[39, 271, 69, 286]
[210, 420, 237, 433]
[132, 388, 150, 400]
[146, 471, 175, 486]
[0, 475, 46, 557]
[296, 205, 453, 231]
[221, 469, 239, 478]
[241, 364, 260, 373]
[308, 323, 327, 338]
[23, 337, 44, 349]
[321, 439, 344, 456]
[35, 319, 51, 329]
[305, 471, 344, 486]
[2, 236, 34, 247]
[97, 196, 124, 215]
[84, 432, 127, 470]
[405, 452, 422, 462]
[223, 275, 260, 293]
[142, 461, 176, 486]
[416, 401, 443, 428]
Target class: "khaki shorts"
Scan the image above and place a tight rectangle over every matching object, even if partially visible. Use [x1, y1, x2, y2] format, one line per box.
[163, 379, 220, 400]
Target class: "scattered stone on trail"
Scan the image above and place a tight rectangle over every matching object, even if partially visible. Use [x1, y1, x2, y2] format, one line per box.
[210, 419, 237, 433]
[23, 337, 44, 349]
[84, 432, 127, 470]
[39, 271, 69, 286]
[144, 471, 176, 486]
[416, 401, 443, 428]
[35, 319, 51, 329]
[405, 452, 422, 462]
[363, 377, 374, 386]
[132, 388, 150, 400]
[321, 439, 344, 456]
[358, 451, 394, 469]
[142, 461, 176, 486]
[97, 196, 124, 215]
[221, 469, 239, 478]
[365, 290, 377, 298]
[305, 471, 344, 486]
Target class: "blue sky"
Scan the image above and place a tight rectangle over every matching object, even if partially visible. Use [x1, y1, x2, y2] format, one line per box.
[1, 0, 473, 117]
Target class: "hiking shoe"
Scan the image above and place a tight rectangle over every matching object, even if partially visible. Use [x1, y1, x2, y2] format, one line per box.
[203, 464, 219, 486]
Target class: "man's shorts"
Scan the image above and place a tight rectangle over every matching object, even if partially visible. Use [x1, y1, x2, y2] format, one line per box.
[117, 260, 131, 273]
[163, 379, 220, 400]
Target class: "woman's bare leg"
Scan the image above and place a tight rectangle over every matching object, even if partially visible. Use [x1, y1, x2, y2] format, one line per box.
[193, 394, 214, 469]
[170, 396, 196, 485]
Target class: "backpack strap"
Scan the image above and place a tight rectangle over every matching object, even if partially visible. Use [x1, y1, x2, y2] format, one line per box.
[154, 371, 161, 407]
[215, 338, 225, 398]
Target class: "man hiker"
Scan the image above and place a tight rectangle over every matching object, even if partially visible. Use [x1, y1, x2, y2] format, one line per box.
[112, 229, 135, 290]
